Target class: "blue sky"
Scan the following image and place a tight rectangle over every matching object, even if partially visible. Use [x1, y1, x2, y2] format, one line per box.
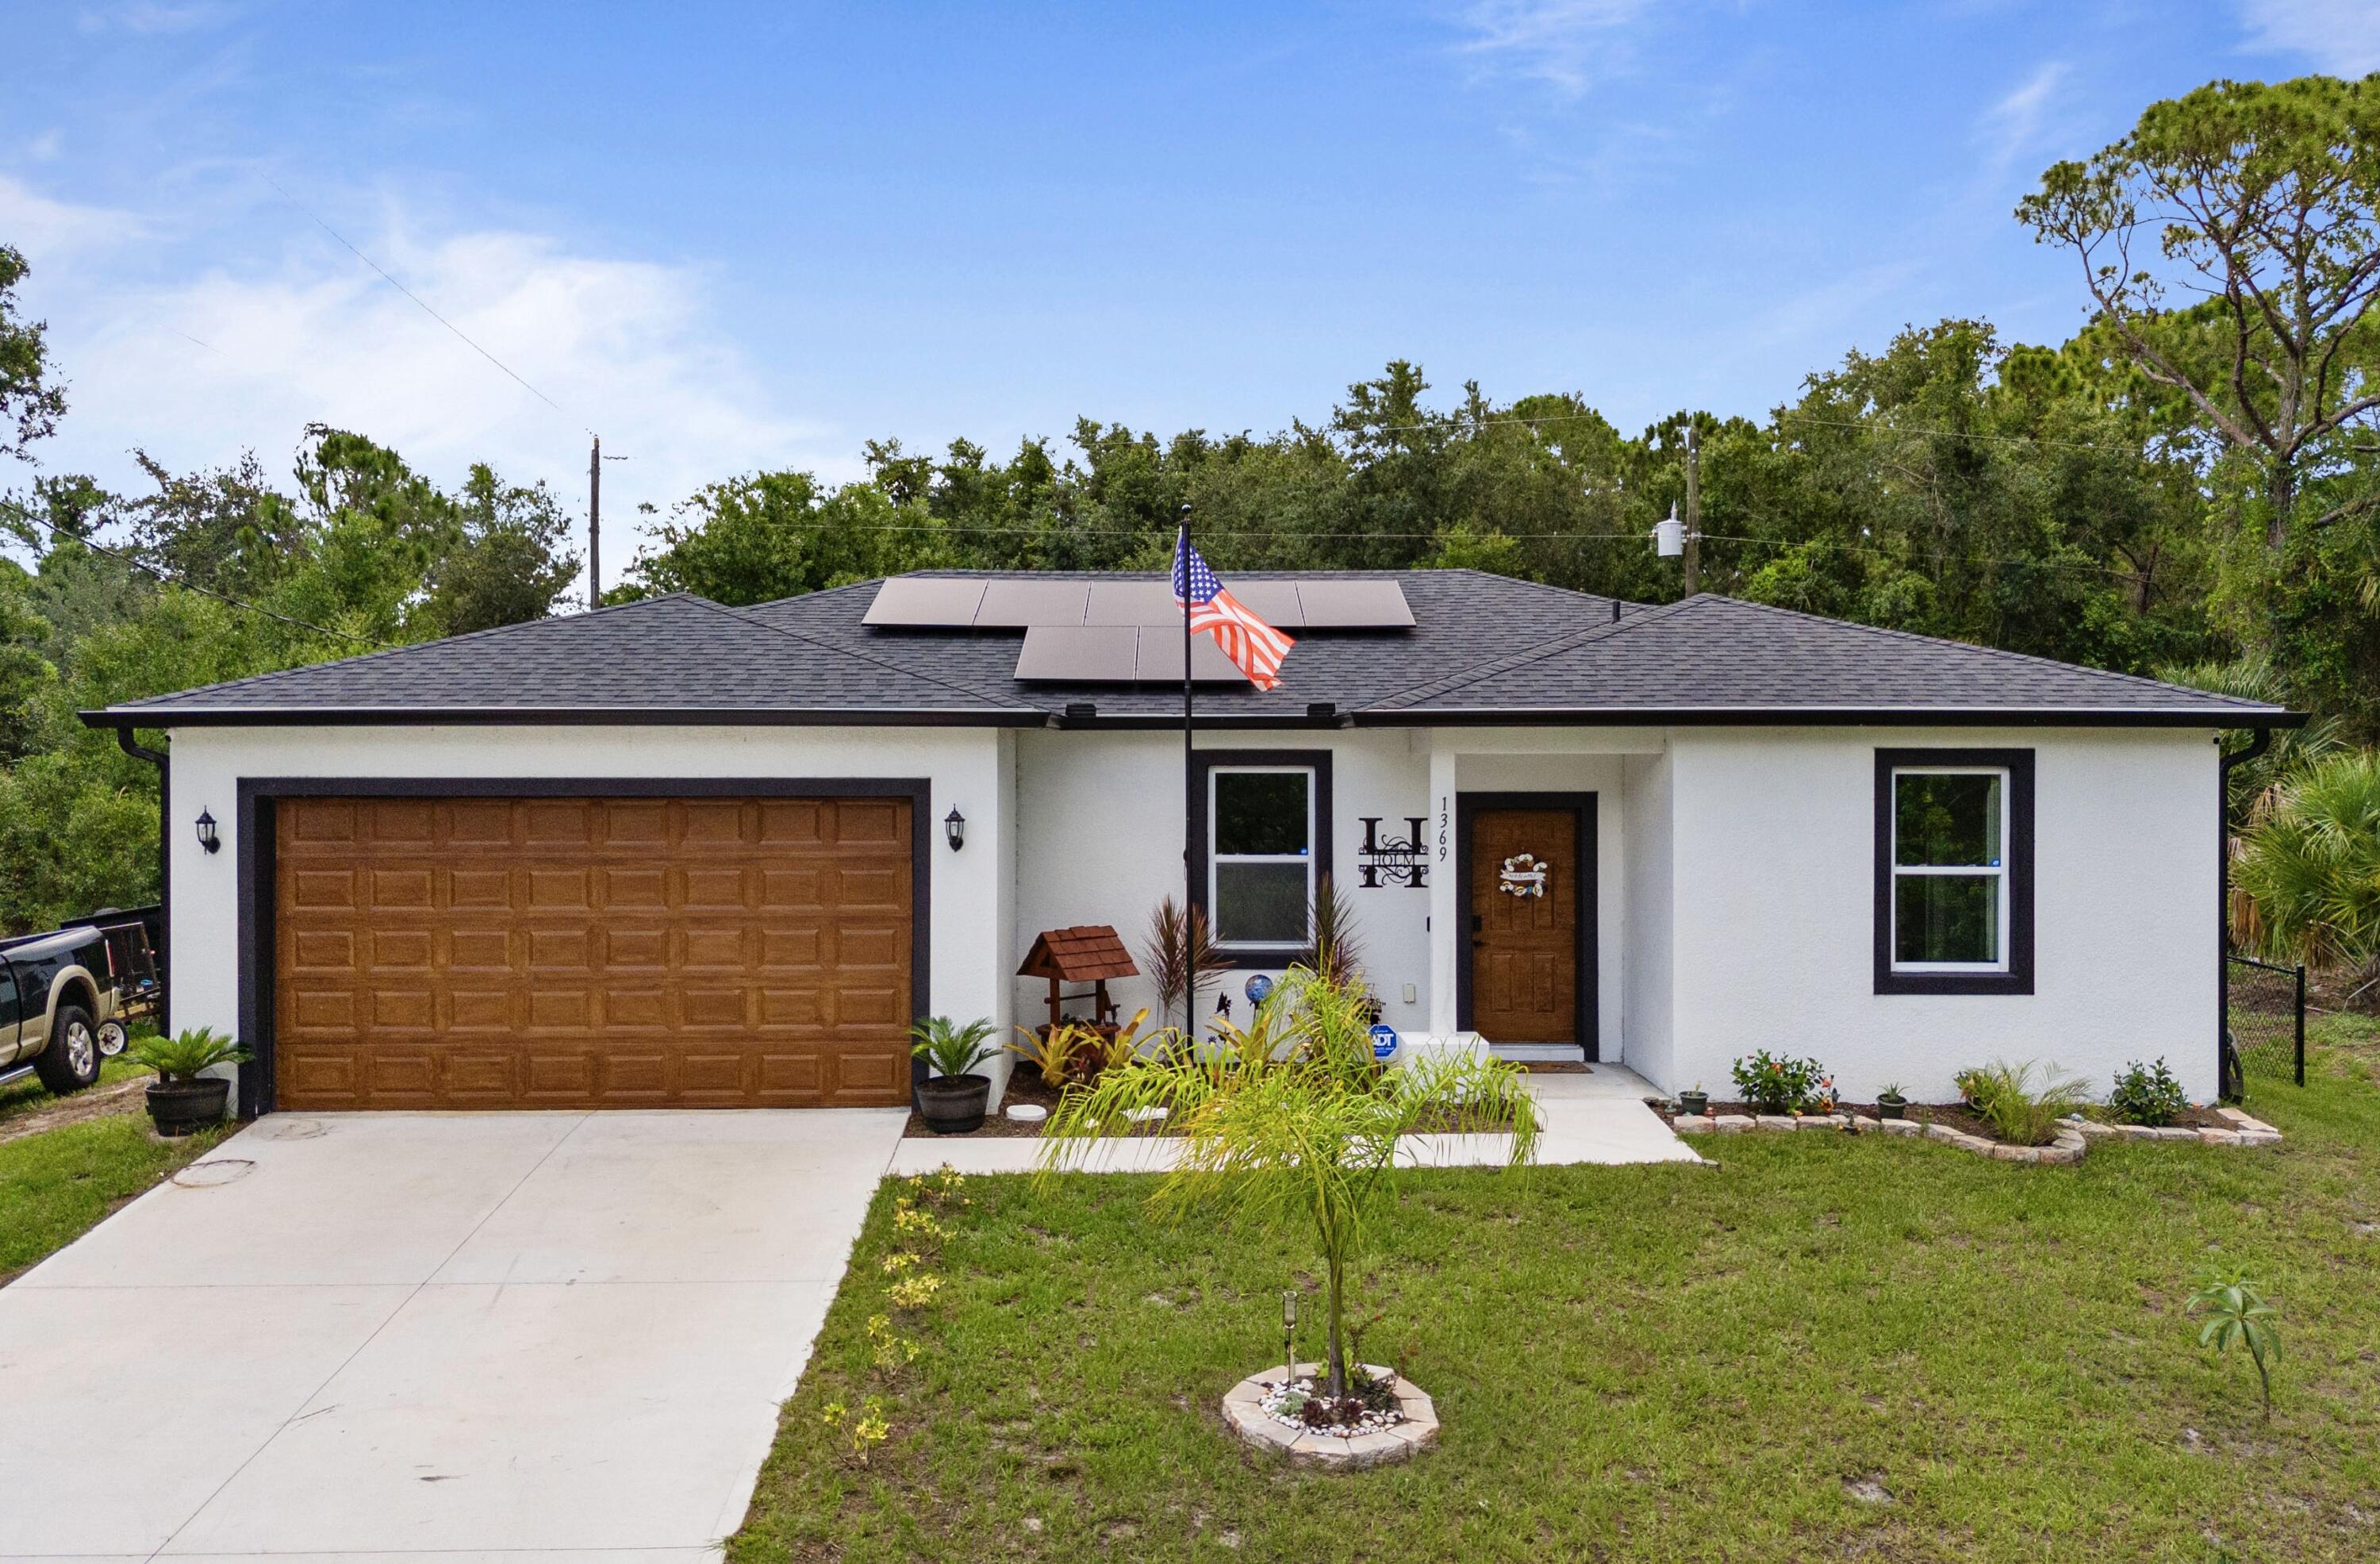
[3, 2, 2375, 562]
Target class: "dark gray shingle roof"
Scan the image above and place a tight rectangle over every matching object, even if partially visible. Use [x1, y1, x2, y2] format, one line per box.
[89, 571, 2292, 728]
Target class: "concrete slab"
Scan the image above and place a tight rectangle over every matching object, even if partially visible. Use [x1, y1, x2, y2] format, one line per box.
[0, 1108, 903, 1562]
[0, 1284, 414, 1556]
[164, 1279, 835, 1555]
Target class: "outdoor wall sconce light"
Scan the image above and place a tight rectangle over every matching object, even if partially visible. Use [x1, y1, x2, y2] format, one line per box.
[194, 808, 221, 855]
[943, 806, 965, 852]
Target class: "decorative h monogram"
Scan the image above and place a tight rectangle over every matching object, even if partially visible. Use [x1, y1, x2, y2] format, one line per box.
[1357, 817, 1430, 889]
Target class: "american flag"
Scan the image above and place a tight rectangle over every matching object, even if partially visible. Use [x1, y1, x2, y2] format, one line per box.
[1172, 532, 1294, 691]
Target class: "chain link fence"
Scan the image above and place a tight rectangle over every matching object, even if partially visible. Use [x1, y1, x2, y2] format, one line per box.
[2222, 955, 2305, 1101]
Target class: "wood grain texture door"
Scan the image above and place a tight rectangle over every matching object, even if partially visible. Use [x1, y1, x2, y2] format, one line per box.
[273, 794, 913, 1109]
[1466, 805, 1580, 1045]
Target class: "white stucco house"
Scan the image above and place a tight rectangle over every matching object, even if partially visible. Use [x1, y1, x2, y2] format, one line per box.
[83, 570, 2294, 1116]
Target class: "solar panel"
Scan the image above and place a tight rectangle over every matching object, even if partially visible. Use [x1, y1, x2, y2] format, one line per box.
[1296, 580, 1415, 628]
[862, 578, 988, 627]
[976, 580, 1091, 627]
[1223, 580, 1305, 626]
[1135, 630, 1247, 682]
[1014, 626, 1140, 681]
[1083, 581, 1179, 624]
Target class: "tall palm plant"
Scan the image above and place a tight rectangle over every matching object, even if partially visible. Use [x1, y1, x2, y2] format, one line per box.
[2234, 747, 2380, 1006]
[1040, 970, 1539, 1398]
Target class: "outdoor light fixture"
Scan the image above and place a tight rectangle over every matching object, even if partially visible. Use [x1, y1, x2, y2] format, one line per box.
[194, 808, 221, 855]
[1283, 1290, 1299, 1385]
[943, 806, 965, 852]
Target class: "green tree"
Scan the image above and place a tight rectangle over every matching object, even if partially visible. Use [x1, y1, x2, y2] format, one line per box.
[0, 245, 68, 461]
[630, 470, 944, 605]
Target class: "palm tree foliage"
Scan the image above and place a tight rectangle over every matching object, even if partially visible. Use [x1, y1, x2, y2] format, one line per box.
[1038, 970, 1540, 1397]
[2233, 749, 2380, 1006]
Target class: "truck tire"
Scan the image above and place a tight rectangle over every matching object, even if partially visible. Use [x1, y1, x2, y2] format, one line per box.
[34, 1004, 102, 1095]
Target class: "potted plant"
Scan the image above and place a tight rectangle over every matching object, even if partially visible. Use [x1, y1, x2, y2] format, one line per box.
[1875, 1082, 1908, 1120]
[911, 1016, 1000, 1133]
[128, 1028, 251, 1136]
[1676, 1084, 1710, 1116]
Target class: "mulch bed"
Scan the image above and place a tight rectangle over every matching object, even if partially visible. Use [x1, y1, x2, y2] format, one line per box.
[901, 1066, 1537, 1140]
[1651, 1098, 2236, 1140]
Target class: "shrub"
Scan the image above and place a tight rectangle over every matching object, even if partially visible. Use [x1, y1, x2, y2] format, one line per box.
[1730, 1050, 1825, 1114]
[2108, 1058, 2188, 1126]
[2233, 748, 2380, 1005]
[1963, 1059, 2091, 1146]
[2188, 1264, 2281, 1418]
[127, 1028, 250, 1082]
[908, 1016, 999, 1080]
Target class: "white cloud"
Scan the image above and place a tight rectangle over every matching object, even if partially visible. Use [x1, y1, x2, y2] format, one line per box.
[1453, 0, 1655, 98]
[2238, 0, 2380, 75]
[0, 174, 146, 261]
[75, 2, 240, 35]
[3, 178, 838, 575]
[1978, 60, 2071, 179]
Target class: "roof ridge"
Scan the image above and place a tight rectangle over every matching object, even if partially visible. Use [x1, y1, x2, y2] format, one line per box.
[1358, 595, 1706, 712]
[107, 593, 718, 711]
[1699, 596, 2286, 710]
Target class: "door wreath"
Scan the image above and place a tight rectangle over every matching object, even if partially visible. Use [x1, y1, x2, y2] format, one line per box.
[1497, 852, 1549, 898]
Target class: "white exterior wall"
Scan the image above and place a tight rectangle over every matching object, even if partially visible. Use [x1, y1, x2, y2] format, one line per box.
[1620, 750, 1676, 1089]
[1659, 726, 2221, 1103]
[1010, 728, 1436, 1038]
[164, 723, 1017, 1094]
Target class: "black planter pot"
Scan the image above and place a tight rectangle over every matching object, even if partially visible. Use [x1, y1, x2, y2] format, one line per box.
[1877, 1098, 1907, 1120]
[914, 1074, 992, 1134]
[1676, 1091, 1710, 1117]
[147, 1077, 231, 1138]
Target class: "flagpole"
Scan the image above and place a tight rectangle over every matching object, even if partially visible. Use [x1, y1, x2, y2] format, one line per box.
[1178, 502, 1196, 1040]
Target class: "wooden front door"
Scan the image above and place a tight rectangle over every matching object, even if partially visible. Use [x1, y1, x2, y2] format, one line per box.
[272, 794, 915, 1110]
[1464, 801, 1586, 1047]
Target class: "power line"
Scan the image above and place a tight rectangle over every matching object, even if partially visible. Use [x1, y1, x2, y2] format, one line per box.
[1322, 403, 2148, 456]
[264, 177, 587, 436]
[0, 498, 399, 649]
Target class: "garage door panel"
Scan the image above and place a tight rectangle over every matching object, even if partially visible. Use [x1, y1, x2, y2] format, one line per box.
[274, 794, 914, 1110]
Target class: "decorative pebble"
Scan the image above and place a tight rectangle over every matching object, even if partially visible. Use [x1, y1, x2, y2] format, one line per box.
[1123, 1105, 1169, 1124]
[1254, 1375, 1407, 1438]
[1004, 1102, 1048, 1122]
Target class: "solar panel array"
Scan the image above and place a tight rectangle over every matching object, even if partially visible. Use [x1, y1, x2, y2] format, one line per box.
[862, 576, 1415, 684]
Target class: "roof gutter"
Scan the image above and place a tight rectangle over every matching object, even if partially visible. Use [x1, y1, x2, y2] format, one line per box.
[79, 706, 1053, 731]
[1344, 705, 2309, 731]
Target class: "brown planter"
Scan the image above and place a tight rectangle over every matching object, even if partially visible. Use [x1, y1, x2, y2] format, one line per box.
[146, 1077, 230, 1138]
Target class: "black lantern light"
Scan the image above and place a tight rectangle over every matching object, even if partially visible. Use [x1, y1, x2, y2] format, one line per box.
[194, 808, 221, 855]
[943, 806, 965, 852]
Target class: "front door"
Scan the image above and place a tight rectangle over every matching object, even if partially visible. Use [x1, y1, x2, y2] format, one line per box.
[1463, 799, 1590, 1050]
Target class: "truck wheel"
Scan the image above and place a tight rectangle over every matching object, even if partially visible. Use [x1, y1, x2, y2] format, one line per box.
[97, 1020, 129, 1057]
[34, 1005, 102, 1095]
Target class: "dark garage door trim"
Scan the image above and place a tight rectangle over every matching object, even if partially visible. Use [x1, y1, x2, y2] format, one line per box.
[234, 776, 933, 1118]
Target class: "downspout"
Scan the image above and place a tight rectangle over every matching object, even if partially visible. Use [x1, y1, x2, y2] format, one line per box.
[113, 726, 169, 1035]
[2217, 727, 2274, 1099]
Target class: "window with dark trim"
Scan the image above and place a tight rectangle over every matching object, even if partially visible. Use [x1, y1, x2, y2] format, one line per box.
[1873, 748, 2034, 995]
[1189, 749, 1334, 961]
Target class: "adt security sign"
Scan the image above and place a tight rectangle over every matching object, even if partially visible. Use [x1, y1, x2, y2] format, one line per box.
[1369, 1023, 1399, 1061]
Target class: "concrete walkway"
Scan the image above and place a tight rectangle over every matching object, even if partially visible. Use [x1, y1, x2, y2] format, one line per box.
[889, 1063, 1700, 1175]
[0, 1108, 908, 1563]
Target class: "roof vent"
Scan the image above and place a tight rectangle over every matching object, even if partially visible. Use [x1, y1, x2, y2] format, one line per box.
[1307, 701, 1336, 722]
[1064, 701, 1097, 721]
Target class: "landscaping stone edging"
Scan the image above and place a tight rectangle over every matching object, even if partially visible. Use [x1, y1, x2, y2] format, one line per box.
[1667, 1105, 2282, 1164]
[1221, 1362, 1438, 1469]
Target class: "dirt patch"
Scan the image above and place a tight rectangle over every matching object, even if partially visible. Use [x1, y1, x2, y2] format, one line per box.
[0, 1074, 150, 1146]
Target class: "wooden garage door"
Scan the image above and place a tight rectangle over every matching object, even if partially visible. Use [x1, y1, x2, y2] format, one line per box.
[273, 794, 914, 1110]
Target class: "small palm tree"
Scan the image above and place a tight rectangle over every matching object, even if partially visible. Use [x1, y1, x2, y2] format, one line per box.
[2187, 1264, 2282, 1417]
[2233, 749, 2380, 1007]
[1041, 969, 1539, 1398]
[908, 1015, 1000, 1081]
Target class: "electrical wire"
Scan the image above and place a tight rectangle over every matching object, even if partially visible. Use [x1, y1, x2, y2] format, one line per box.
[265, 177, 589, 436]
[0, 498, 399, 649]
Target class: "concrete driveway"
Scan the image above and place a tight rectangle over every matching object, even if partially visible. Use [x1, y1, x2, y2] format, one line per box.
[0, 1108, 908, 1563]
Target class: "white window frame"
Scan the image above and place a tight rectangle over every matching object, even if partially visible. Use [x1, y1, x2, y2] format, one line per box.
[1207, 764, 1315, 951]
[1889, 763, 2011, 974]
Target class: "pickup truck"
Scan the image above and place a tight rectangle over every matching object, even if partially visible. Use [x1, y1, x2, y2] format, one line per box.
[0, 924, 125, 1097]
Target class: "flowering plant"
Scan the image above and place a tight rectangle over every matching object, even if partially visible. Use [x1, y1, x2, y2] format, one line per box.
[1729, 1050, 1828, 1114]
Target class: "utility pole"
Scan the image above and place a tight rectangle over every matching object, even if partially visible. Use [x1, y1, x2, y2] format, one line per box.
[1681, 422, 1702, 598]
[588, 434, 601, 609]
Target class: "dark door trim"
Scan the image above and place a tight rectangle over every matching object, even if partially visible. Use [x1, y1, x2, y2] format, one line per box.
[1455, 791, 1598, 1059]
[233, 776, 933, 1118]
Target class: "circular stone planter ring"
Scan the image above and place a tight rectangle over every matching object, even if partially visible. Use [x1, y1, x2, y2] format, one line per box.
[1221, 1362, 1438, 1469]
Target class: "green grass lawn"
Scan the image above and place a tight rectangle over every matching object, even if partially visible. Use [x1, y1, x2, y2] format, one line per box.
[734, 1015, 2380, 1563]
[0, 1086, 222, 1283]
